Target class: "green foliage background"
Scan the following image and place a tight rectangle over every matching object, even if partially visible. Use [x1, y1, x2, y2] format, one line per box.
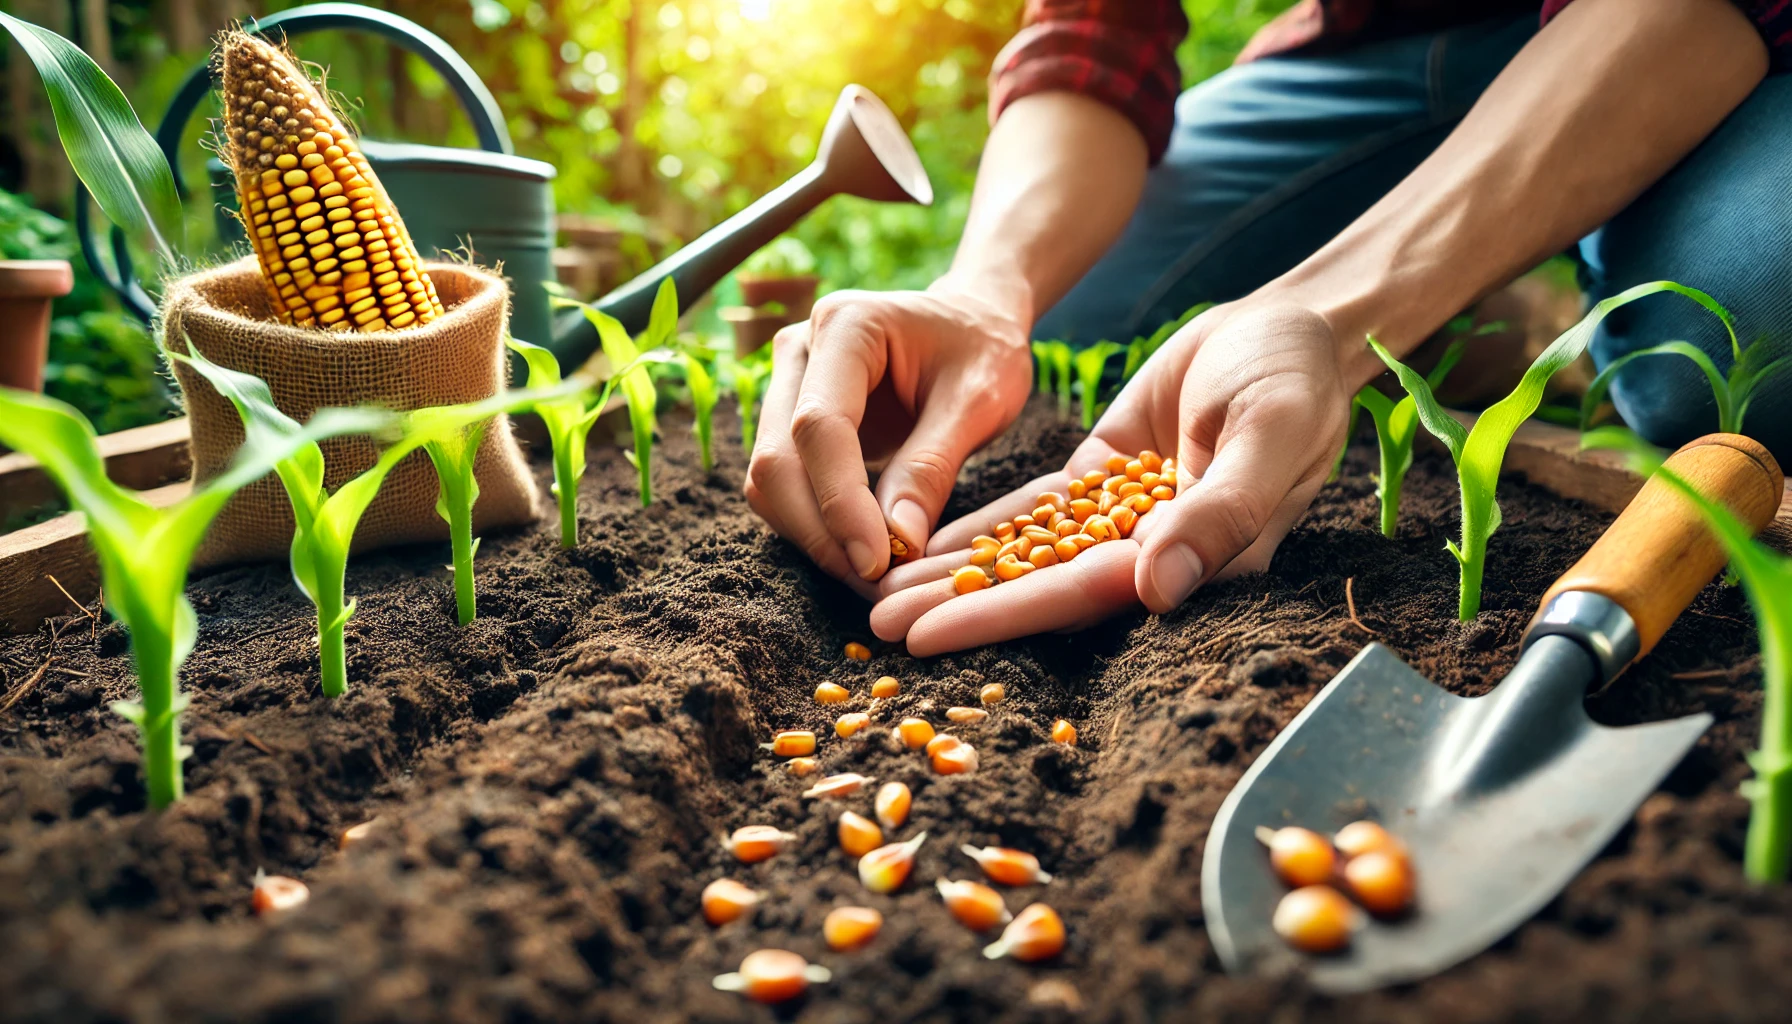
[4, 0, 1292, 430]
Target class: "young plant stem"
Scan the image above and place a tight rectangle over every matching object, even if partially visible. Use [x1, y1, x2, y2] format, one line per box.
[450, 498, 477, 626]
[1378, 454, 1403, 538]
[314, 555, 349, 698]
[553, 441, 580, 548]
[131, 626, 184, 808]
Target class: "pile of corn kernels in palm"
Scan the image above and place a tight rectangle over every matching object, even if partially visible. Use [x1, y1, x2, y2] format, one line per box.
[708, 651, 1077, 1004]
[951, 451, 1178, 595]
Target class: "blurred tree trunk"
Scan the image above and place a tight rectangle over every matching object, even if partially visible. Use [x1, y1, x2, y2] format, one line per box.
[165, 0, 204, 54]
[8, 0, 73, 213]
[79, 0, 114, 76]
[613, 0, 650, 212]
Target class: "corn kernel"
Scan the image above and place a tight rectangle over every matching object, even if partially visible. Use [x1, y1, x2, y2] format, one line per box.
[815, 681, 850, 704]
[339, 819, 378, 850]
[836, 712, 872, 738]
[1273, 885, 1356, 953]
[1102, 474, 1126, 495]
[701, 878, 762, 925]
[838, 810, 884, 857]
[875, 781, 912, 829]
[980, 683, 1006, 705]
[932, 741, 978, 775]
[1012, 535, 1034, 560]
[893, 717, 935, 749]
[1333, 820, 1405, 861]
[946, 706, 989, 724]
[1150, 485, 1176, 502]
[954, 565, 993, 594]
[859, 832, 927, 893]
[762, 730, 817, 757]
[1255, 826, 1336, 888]
[1051, 719, 1077, 746]
[713, 949, 832, 1003]
[1111, 505, 1140, 538]
[888, 531, 913, 565]
[1036, 491, 1069, 514]
[1096, 490, 1119, 516]
[1343, 849, 1415, 917]
[804, 772, 875, 800]
[1055, 517, 1082, 538]
[251, 870, 309, 915]
[1055, 534, 1097, 562]
[993, 556, 1034, 582]
[970, 536, 1000, 566]
[844, 642, 871, 661]
[824, 906, 883, 951]
[1124, 459, 1145, 481]
[1027, 545, 1060, 569]
[994, 522, 1017, 542]
[1067, 479, 1088, 500]
[925, 733, 961, 756]
[938, 877, 1012, 932]
[983, 902, 1065, 962]
[1105, 454, 1129, 476]
[1031, 504, 1057, 523]
[1139, 450, 1163, 472]
[872, 676, 901, 699]
[1081, 468, 1108, 490]
[1118, 480, 1145, 499]
[1084, 515, 1120, 542]
[962, 844, 1054, 885]
[726, 825, 798, 863]
[787, 757, 820, 777]
[1011, 514, 1036, 530]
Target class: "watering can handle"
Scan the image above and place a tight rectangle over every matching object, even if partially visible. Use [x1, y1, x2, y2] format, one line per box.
[1530, 432, 1784, 670]
[78, 2, 512, 320]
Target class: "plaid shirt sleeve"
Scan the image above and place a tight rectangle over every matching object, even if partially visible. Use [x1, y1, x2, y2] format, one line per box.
[988, 0, 1190, 165]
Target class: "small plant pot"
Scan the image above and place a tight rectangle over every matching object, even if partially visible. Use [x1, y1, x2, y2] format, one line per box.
[737, 274, 819, 321]
[722, 305, 796, 359]
[0, 260, 74, 393]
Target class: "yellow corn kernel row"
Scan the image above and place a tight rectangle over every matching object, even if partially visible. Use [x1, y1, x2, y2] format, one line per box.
[220, 32, 443, 332]
[956, 451, 1179, 593]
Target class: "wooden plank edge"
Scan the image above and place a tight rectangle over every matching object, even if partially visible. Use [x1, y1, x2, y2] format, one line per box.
[0, 417, 192, 519]
[0, 482, 191, 635]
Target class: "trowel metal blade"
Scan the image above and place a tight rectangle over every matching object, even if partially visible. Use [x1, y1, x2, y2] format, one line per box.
[1201, 642, 1711, 994]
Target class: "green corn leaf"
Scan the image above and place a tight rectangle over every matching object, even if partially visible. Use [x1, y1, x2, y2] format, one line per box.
[1032, 341, 1053, 394]
[1374, 281, 1720, 619]
[1730, 341, 1792, 433]
[561, 294, 663, 506]
[0, 385, 381, 804]
[1072, 341, 1122, 429]
[1583, 426, 1792, 882]
[1580, 341, 1733, 434]
[0, 13, 182, 264]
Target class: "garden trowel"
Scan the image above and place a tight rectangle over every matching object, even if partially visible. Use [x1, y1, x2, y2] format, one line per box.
[1202, 433, 1785, 994]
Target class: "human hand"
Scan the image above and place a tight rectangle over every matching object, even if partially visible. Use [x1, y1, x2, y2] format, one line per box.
[744, 285, 1034, 594]
[869, 301, 1354, 654]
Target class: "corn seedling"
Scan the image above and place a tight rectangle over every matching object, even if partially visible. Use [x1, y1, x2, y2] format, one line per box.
[1577, 296, 1790, 436]
[552, 277, 679, 506]
[1120, 303, 1208, 381]
[219, 33, 442, 331]
[1031, 340, 1074, 417]
[507, 337, 679, 548]
[1584, 426, 1792, 882]
[0, 387, 386, 806]
[1371, 281, 1722, 619]
[729, 347, 773, 455]
[176, 341, 578, 689]
[1072, 341, 1122, 429]
[1353, 338, 1467, 537]
[682, 349, 719, 473]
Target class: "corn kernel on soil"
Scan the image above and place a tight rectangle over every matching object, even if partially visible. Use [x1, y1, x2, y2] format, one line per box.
[8, 399, 1770, 1022]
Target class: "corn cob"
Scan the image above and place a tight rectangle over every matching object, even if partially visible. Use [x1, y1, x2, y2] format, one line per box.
[219, 32, 444, 332]
[953, 451, 1179, 592]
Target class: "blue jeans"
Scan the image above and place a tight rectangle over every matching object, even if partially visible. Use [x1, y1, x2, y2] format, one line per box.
[1037, 14, 1792, 462]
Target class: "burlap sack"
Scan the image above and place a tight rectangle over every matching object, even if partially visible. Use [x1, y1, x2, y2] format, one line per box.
[162, 257, 538, 567]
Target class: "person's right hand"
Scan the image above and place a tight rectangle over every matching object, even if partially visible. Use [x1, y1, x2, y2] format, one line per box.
[744, 284, 1035, 594]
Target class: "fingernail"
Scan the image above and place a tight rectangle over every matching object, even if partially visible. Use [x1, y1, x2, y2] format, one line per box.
[890, 499, 928, 551]
[846, 538, 879, 581]
[1145, 544, 1204, 611]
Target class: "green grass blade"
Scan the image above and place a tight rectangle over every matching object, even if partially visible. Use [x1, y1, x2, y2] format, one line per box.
[0, 13, 182, 263]
[684, 353, 718, 473]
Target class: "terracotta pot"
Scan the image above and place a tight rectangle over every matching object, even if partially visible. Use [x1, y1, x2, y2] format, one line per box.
[721, 305, 795, 358]
[737, 274, 819, 321]
[0, 260, 73, 393]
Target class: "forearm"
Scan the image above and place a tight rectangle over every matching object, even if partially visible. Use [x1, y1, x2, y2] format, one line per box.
[940, 91, 1148, 325]
[1261, 0, 1767, 387]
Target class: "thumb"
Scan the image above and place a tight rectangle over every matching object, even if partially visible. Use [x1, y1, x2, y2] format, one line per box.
[875, 389, 986, 556]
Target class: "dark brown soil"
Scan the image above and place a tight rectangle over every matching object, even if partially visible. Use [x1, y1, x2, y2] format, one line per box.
[1, 397, 1786, 1024]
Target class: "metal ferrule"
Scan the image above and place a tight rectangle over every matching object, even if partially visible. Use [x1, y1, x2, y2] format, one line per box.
[1521, 591, 1641, 685]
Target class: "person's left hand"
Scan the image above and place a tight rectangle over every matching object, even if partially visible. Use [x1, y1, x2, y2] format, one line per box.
[868, 300, 1354, 655]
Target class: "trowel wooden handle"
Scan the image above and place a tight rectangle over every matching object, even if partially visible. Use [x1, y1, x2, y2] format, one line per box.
[1539, 433, 1784, 658]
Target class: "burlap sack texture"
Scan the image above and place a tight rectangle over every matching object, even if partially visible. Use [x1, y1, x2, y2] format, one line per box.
[162, 257, 538, 567]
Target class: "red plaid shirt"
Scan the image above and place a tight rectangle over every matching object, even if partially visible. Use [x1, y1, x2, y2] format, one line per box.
[991, 0, 1792, 164]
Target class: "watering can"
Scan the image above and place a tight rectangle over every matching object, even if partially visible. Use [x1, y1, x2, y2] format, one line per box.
[78, 2, 932, 372]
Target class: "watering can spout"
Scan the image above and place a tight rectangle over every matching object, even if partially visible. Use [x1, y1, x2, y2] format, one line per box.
[553, 84, 931, 370]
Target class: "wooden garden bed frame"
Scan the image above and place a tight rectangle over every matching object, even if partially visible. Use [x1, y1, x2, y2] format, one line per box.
[2, 412, 1789, 635]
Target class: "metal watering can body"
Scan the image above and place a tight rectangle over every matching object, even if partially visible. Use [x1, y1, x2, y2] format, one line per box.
[80, 2, 931, 374]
